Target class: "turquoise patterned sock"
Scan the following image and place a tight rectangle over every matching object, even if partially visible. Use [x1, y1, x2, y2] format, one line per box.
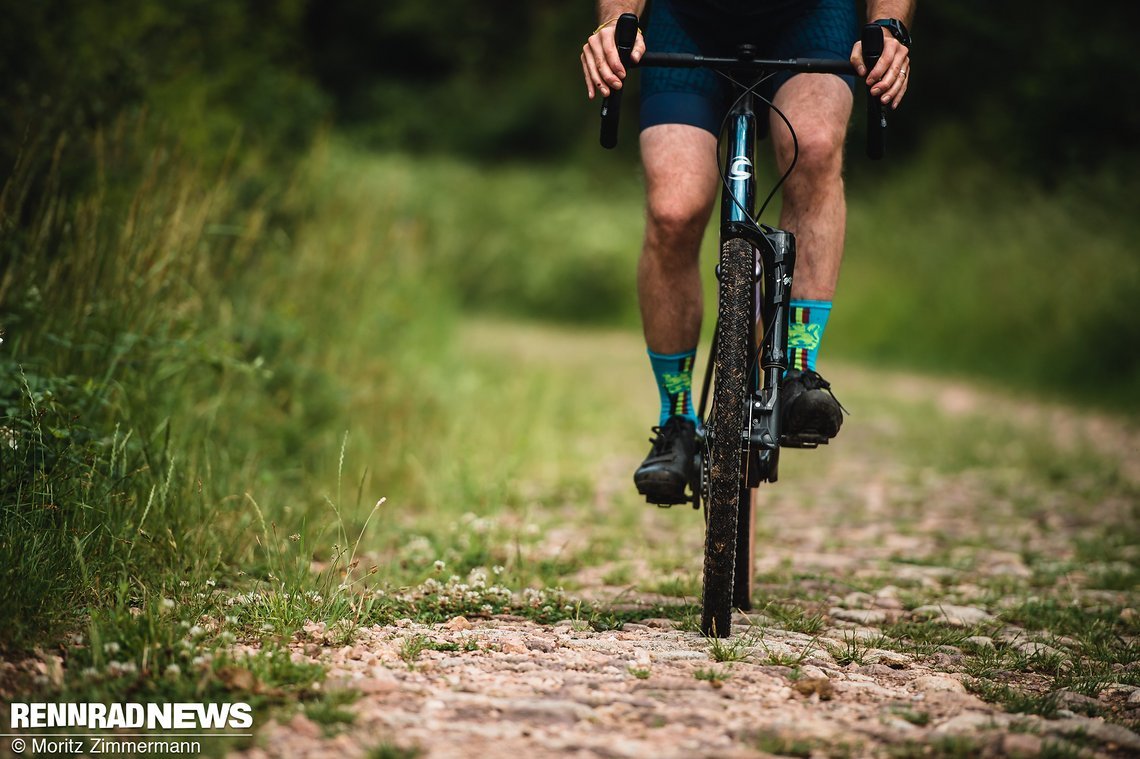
[787, 299, 832, 372]
[648, 348, 698, 426]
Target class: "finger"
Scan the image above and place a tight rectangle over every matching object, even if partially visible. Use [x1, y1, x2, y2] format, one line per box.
[587, 35, 620, 93]
[849, 41, 865, 77]
[599, 28, 628, 84]
[878, 51, 910, 102]
[631, 31, 646, 63]
[868, 39, 906, 92]
[582, 47, 607, 98]
[581, 53, 596, 99]
[885, 65, 909, 109]
[874, 62, 900, 98]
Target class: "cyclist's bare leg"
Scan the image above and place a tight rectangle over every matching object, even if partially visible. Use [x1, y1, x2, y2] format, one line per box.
[769, 74, 854, 301]
[638, 124, 720, 354]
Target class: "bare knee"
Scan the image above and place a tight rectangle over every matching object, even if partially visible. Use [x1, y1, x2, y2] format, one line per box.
[779, 121, 845, 181]
[645, 193, 710, 255]
[639, 124, 719, 263]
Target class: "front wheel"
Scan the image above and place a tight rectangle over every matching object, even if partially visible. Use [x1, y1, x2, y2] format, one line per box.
[701, 237, 753, 637]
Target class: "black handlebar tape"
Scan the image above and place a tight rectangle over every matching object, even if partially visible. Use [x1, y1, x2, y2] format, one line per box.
[862, 24, 886, 160]
[599, 13, 639, 149]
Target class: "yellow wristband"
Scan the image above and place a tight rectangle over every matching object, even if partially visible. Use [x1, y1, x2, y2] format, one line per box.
[593, 17, 620, 35]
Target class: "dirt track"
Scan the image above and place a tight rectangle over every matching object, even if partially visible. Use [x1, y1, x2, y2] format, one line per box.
[234, 325, 1140, 758]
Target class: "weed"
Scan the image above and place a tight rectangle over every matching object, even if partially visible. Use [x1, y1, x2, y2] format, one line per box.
[651, 574, 701, 598]
[305, 689, 359, 728]
[693, 667, 732, 686]
[760, 601, 826, 635]
[751, 730, 815, 758]
[883, 620, 988, 657]
[708, 635, 752, 664]
[892, 708, 930, 727]
[966, 679, 1060, 719]
[888, 736, 983, 759]
[399, 635, 431, 668]
[628, 666, 651, 679]
[368, 743, 423, 759]
[601, 565, 633, 586]
[1038, 740, 1083, 759]
[827, 633, 873, 666]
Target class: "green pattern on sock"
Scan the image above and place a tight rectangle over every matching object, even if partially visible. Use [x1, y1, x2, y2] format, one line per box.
[788, 300, 832, 372]
[648, 349, 697, 425]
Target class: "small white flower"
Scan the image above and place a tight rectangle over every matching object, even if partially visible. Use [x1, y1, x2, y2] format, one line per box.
[106, 661, 138, 676]
[103, 642, 121, 655]
[492, 565, 504, 576]
[205, 579, 217, 588]
[165, 664, 181, 678]
[433, 560, 446, 572]
[179, 580, 190, 588]
[187, 625, 205, 638]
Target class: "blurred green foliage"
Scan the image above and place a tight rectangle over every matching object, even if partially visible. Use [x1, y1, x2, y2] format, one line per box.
[303, 1, 596, 156]
[0, 0, 328, 206]
[898, 4, 1140, 182]
[5, 2, 1139, 177]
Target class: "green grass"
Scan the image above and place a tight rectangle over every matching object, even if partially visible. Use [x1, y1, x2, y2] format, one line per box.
[708, 634, 753, 663]
[751, 730, 816, 758]
[758, 601, 828, 635]
[367, 743, 423, 759]
[693, 666, 732, 686]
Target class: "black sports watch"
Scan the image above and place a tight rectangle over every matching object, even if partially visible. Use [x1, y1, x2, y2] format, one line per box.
[869, 18, 912, 47]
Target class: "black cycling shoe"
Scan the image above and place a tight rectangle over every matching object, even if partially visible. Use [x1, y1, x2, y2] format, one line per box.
[780, 369, 847, 448]
[633, 415, 698, 506]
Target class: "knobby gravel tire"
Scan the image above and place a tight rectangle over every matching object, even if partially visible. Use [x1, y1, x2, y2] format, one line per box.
[701, 237, 752, 637]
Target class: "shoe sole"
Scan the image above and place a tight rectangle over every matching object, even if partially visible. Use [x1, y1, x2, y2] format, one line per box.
[634, 471, 690, 507]
[781, 431, 831, 449]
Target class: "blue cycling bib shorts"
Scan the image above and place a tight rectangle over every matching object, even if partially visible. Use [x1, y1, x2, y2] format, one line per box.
[640, 0, 858, 135]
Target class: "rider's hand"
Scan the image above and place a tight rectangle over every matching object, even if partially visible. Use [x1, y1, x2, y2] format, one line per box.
[850, 30, 910, 110]
[581, 19, 646, 99]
